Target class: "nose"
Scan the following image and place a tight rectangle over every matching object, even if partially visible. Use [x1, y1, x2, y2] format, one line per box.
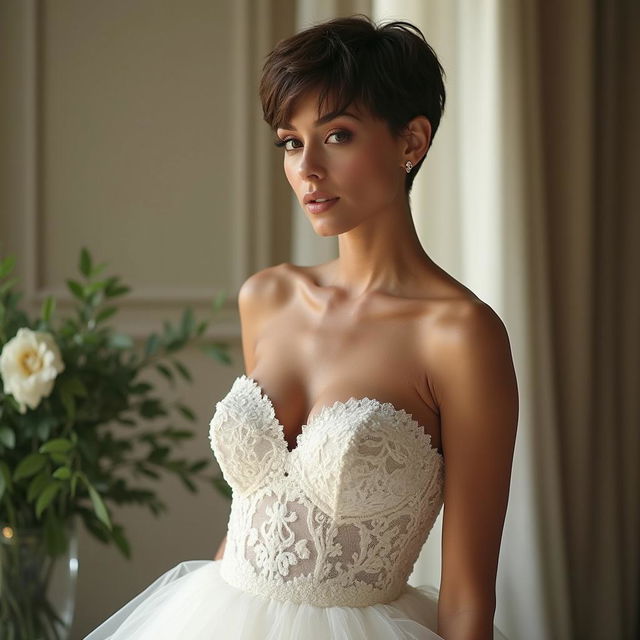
[296, 144, 325, 181]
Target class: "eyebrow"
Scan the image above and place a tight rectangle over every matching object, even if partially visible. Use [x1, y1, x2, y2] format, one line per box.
[279, 111, 361, 130]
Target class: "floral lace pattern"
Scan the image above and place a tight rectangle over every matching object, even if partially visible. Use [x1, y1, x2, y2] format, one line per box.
[209, 375, 445, 608]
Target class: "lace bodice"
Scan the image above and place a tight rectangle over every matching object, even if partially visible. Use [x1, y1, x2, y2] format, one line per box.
[208, 374, 445, 608]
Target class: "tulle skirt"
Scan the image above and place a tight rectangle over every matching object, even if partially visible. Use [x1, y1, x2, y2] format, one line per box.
[83, 559, 509, 639]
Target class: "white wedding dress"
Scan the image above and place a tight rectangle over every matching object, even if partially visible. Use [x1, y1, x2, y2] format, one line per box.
[84, 374, 509, 639]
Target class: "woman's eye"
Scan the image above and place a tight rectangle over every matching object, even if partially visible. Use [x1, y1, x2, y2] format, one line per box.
[327, 130, 352, 144]
[284, 138, 302, 151]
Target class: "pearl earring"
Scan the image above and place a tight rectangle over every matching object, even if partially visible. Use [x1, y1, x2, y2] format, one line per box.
[405, 161, 413, 173]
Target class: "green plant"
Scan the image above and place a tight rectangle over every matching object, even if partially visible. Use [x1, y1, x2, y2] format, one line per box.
[0, 247, 233, 638]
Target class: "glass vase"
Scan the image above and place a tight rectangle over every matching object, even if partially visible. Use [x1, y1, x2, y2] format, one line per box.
[0, 516, 78, 640]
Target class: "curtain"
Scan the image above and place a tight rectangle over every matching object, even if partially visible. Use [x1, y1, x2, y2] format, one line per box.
[536, 1, 640, 637]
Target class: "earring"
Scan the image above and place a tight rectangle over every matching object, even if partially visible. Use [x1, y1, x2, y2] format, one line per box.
[405, 161, 413, 173]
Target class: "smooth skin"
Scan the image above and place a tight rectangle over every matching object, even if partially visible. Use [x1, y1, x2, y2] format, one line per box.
[214, 87, 518, 640]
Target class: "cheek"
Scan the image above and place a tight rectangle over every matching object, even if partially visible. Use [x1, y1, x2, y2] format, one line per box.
[283, 158, 296, 186]
[338, 148, 397, 201]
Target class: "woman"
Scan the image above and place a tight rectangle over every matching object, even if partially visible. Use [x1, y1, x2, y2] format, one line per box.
[85, 14, 517, 640]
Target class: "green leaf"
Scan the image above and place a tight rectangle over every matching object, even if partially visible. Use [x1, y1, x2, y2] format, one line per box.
[37, 421, 49, 440]
[60, 387, 76, 423]
[85, 280, 108, 296]
[41, 295, 56, 323]
[13, 452, 47, 481]
[130, 381, 153, 394]
[49, 451, 70, 464]
[111, 523, 131, 559]
[163, 428, 194, 441]
[178, 473, 197, 493]
[91, 261, 108, 277]
[136, 464, 160, 480]
[52, 466, 72, 479]
[70, 471, 80, 498]
[176, 403, 196, 422]
[139, 398, 168, 419]
[144, 333, 160, 357]
[27, 469, 50, 502]
[148, 445, 170, 463]
[87, 482, 112, 530]
[155, 363, 174, 383]
[39, 438, 74, 454]
[180, 307, 195, 336]
[0, 276, 17, 295]
[196, 320, 208, 336]
[61, 376, 88, 397]
[43, 510, 67, 555]
[95, 306, 118, 323]
[0, 470, 5, 501]
[212, 473, 232, 500]
[80, 247, 93, 277]
[0, 426, 15, 449]
[0, 461, 12, 496]
[189, 459, 209, 473]
[201, 342, 232, 364]
[0, 254, 16, 278]
[66, 279, 85, 300]
[35, 481, 62, 518]
[172, 359, 192, 382]
[106, 284, 131, 298]
[212, 289, 226, 311]
[109, 333, 134, 349]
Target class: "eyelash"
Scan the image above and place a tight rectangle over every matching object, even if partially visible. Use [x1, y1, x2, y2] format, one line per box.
[273, 129, 353, 151]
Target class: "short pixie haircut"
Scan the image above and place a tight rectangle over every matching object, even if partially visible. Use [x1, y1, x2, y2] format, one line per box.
[259, 14, 446, 195]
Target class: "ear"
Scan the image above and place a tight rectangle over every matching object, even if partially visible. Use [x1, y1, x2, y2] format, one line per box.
[400, 115, 432, 167]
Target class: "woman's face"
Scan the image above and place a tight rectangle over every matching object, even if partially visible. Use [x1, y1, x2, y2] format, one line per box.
[275, 89, 407, 236]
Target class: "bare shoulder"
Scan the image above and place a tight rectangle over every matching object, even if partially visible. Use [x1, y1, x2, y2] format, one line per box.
[236, 262, 296, 373]
[238, 262, 295, 314]
[422, 296, 515, 406]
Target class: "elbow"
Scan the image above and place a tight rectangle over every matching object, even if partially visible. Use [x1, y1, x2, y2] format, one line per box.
[437, 601, 496, 640]
[437, 609, 494, 640]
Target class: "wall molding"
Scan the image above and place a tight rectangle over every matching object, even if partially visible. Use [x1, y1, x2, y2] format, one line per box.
[16, 0, 277, 339]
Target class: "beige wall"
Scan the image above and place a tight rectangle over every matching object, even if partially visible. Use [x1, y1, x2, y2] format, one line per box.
[0, 0, 293, 636]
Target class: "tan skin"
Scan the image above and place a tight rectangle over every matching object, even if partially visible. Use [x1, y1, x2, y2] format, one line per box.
[214, 88, 519, 640]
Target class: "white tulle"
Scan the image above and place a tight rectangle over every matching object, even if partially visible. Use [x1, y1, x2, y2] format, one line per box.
[84, 559, 452, 639]
[83, 375, 510, 639]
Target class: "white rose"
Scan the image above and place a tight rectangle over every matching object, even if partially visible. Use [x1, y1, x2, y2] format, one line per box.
[0, 327, 65, 414]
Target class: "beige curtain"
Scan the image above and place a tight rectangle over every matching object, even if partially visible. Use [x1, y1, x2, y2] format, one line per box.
[535, 1, 640, 638]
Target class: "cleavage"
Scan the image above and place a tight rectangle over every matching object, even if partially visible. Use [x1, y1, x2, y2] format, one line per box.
[248, 375, 345, 452]
[273, 392, 338, 452]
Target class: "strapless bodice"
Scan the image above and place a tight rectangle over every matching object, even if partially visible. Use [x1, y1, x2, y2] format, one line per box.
[208, 374, 445, 608]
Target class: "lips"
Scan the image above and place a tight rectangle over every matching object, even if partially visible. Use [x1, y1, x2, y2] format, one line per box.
[303, 191, 339, 204]
[306, 197, 340, 214]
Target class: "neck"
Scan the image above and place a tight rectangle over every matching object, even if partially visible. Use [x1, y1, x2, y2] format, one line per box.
[330, 200, 433, 299]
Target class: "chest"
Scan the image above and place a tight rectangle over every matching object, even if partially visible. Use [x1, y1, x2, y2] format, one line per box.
[249, 299, 442, 455]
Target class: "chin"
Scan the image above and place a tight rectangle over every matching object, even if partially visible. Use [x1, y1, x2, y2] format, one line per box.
[312, 227, 339, 237]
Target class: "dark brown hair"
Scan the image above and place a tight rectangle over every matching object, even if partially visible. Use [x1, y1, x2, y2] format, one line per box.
[259, 14, 446, 195]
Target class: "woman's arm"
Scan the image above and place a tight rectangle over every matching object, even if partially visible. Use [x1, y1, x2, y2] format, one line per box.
[428, 300, 519, 640]
[213, 534, 226, 561]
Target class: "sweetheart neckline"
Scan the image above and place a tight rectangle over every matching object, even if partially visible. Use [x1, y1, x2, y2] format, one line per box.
[236, 374, 444, 460]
